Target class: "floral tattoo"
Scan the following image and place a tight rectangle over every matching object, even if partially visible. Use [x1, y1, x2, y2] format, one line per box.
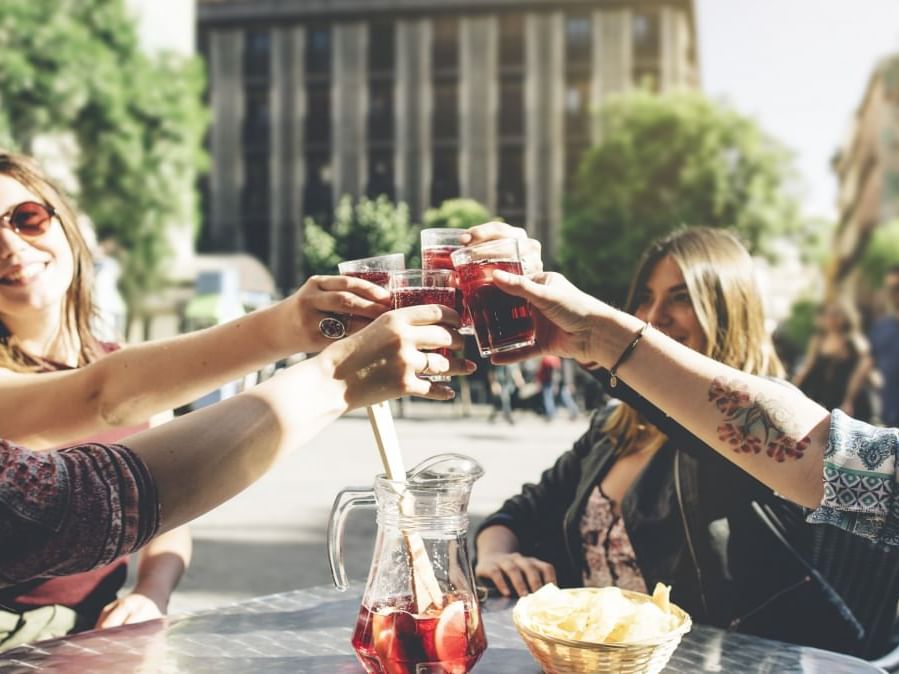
[708, 377, 810, 462]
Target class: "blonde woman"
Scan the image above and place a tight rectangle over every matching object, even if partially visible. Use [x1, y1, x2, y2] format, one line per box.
[793, 301, 874, 421]
[475, 228, 864, 653]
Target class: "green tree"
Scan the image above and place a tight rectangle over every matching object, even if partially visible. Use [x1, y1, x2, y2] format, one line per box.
[423, 198, 494, 231]
[858, 219, 899, 292]
[0, 0, 208, 320]
[303, 195, 419, 276]
[560, 89, 801, 305]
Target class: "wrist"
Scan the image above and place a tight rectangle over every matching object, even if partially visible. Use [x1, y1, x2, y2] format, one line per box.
[131, 582, 170, 611]
[584, 306, 644, 369]
[313, 343, 352, 415]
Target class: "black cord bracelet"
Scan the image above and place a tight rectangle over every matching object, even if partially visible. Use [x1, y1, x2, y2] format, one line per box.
[608, 322, 650, 388]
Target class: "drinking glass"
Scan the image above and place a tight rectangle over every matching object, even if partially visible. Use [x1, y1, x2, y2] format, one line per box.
[421, 228, 474, 335]
[338, 253, 406, 287]
[389, 269, 457, 382]
[450, 238, 536, 357]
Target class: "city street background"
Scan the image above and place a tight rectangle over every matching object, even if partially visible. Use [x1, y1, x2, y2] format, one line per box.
[152, 404, 585, 616]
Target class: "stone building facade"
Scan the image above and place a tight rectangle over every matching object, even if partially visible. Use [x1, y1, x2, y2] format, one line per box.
[198, 0, 699, 290]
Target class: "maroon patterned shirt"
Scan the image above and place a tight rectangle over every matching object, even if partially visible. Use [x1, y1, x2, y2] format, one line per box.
[0, 439, 159, 590]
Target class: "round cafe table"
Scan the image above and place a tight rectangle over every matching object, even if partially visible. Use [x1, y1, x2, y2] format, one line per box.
[0, 584, 885, 673]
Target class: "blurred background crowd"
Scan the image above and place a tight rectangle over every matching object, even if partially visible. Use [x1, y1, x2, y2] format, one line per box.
[2, 0, 899, 421]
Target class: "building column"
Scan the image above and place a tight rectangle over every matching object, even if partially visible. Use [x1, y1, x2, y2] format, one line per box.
[332, 22, 368, 204]
[591, 9, 632, 144]
[209, 29, 244, 250]
[459, 15, 498, 212]
[270, 27, 305, 292]
[395, 19, 432, 221]
[525, 12, 564, 265]
[659, 6, 683, 92]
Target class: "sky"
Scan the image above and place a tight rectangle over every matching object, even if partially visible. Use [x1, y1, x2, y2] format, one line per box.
[696, 0, 899, 220]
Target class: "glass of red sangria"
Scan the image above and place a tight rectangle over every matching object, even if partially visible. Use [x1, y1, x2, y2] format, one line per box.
[450, 238, 536, 357]
[338, 253, 406, 287]
[329, 454, 487, 674]
[388, 269, 458, 383]
[420, 228, 473, 335]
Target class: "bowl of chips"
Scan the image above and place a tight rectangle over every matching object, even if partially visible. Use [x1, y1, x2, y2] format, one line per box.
[512, 583, 691, 674]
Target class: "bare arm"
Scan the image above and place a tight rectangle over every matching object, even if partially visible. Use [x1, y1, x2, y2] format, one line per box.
[842, 353, 874, 412]
[475, 525, 556, 597]
[791, 335, 820, 388]
[491, 271, 830, 509]
[95, 526, 192, 628]
[0, 275, 391, 449]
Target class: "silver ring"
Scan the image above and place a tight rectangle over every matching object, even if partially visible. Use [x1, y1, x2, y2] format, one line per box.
[319, 316, 347, 340]
[420, 352, 434, 376]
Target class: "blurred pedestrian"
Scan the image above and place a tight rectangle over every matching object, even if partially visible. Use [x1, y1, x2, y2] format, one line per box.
[793, 300, 874, 422]
[537, 355, 562, 419]
[869, 265, 899, 426]
[488, 362, 525, 425]
[558, 358, 581, 420]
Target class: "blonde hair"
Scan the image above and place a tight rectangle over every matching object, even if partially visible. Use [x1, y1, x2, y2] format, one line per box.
[0, 151, 102, 371]
[604, 227, 784, 456]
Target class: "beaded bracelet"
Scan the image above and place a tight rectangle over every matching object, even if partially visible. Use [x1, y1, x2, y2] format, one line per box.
[608, 322, 650, 388]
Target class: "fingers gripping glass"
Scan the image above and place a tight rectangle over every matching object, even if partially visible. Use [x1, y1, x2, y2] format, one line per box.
[0, 202, 56, 238]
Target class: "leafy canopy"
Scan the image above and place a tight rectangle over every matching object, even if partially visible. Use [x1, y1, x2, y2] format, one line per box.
[560, 89, 801, 306]
[0, 0, 208, 313]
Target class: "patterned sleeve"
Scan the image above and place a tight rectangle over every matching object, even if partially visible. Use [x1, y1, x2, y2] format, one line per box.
[806, 409, 899, 546]
[0, 440, 160, 587]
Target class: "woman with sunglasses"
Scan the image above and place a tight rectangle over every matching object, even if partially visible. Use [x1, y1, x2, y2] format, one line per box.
[2, 302, 470, 608]
[0, 151, 414, 646]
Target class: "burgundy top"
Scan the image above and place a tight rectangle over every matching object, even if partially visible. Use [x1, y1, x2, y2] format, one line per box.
[579, 485, 647, 593]
[0, 439, 160, 590]
[0, 343, 152, 621]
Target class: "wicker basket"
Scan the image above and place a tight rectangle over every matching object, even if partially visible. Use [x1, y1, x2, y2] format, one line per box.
[512, 589, 692, 674]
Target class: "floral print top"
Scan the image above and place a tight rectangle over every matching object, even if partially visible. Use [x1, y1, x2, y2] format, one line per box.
[807, 409, 899, 546]
[579, 485, 648, 593]
[0, 440, 159, 588]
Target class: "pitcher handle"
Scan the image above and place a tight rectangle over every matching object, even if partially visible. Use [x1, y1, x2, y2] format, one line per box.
[327, 488, 376, 591]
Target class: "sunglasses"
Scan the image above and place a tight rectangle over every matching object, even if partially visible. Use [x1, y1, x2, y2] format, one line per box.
[0, 201, 56, 238]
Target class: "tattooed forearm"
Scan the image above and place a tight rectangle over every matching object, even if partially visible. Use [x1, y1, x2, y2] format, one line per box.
[708, 377, 810, 462]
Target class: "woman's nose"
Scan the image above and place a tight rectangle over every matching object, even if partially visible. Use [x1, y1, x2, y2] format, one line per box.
[643, 299, 670, 326]
[0, 228, 27, 259]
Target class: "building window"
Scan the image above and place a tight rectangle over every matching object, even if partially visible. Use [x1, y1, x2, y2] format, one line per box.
[244, 29, 271, 81]
[565, 14, 592, 189]
[304, 150, 333, 222]
[432, 17, 458, 74]
[305, 24, 333, 222]
[367, 21, 395, 200]
[433, 81, 458, 141]
[565, 15, 591, 68]
[242, 155, 270, 264]
[369, 21, 394, 75]
[499, 14, 524, 71]
[305, 82, 331, 146]
[497, 14, 526, 223]
[306, 25, 332, 75]
[244, 87, 270, 149]
[498, 146, 525, 215]
[431, 147, 460, 206]
[367, 149, 395, 200]
[633, 11, 661, 64]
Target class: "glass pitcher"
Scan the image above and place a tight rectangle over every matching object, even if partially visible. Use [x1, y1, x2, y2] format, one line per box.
[328, 454, 487, 674]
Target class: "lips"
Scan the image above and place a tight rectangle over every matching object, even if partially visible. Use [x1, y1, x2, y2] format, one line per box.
[0, 261, 48, 286]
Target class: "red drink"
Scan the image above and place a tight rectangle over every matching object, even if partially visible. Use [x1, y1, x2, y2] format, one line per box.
[422, 245, 473, 333]
[393, 286, 457, 381]
[457, 259, 535, 356]
[422, 246, 457, 271]
[351, 594, 487, 674]
[344, 270, 392, 288]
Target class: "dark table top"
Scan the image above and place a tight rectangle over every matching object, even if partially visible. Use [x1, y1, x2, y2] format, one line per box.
[0, 584, 885, 673]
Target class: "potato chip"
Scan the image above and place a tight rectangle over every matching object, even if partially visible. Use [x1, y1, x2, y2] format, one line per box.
[517, 582, 684, 645]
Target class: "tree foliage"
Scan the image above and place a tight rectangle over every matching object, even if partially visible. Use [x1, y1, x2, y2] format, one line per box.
[422, 198, 494, 231]
[0, 0, 208, 314]
[859, 219, 899, 292]
[560, 90, 801, 306]
[303, 195, 419, 276]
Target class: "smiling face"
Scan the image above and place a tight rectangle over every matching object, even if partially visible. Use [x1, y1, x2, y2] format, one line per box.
[633, 255, 708, 354]
[0, 174, 75, 321]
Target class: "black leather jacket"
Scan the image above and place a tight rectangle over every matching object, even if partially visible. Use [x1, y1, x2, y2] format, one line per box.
[478, 373, 864, 653]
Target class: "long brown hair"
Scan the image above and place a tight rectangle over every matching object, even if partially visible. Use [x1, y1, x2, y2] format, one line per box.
[604, 227, 785, 456]
[0, 151, 102, 371]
